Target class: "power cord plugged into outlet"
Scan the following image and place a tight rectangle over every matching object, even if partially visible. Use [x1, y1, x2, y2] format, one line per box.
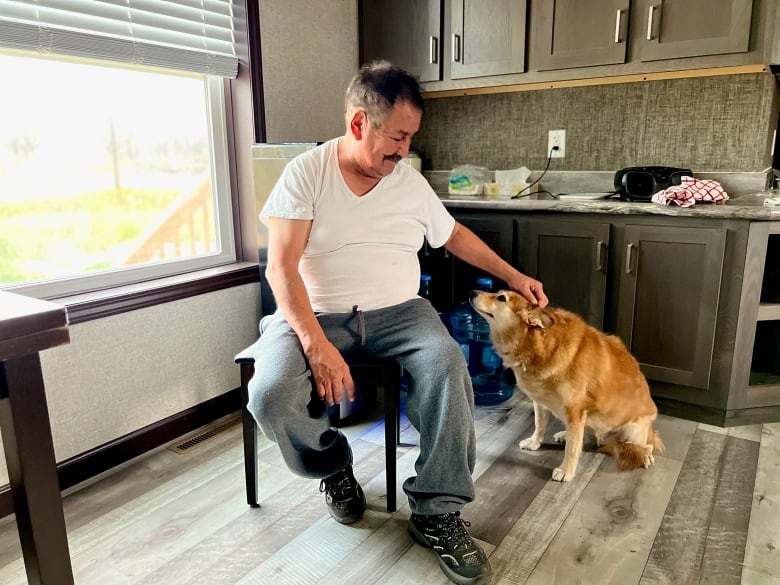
[548, 129, 565, 158]
[511, 146, 558, 200]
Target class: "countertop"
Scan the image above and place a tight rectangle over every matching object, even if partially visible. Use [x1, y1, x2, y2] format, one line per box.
[438, 194, 780, 220]
[425, 170, 778, 220]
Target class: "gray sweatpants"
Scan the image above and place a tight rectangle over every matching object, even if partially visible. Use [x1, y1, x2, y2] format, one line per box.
[246, 297, 477, 515]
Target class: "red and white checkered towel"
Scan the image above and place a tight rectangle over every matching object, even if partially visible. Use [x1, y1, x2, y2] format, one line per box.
[651, 176, 729, 207]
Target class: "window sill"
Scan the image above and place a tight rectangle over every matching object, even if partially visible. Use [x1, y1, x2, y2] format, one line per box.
[53, 262, 259, 324]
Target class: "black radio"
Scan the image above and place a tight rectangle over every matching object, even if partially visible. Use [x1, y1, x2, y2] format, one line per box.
[614, 166, 693, 201]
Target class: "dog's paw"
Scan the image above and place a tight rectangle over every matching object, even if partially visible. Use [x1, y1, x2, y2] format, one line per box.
[519, 437, 542, 451]
[643, 453, 655, 468]
[553, 430, 567, 443]
[551, 467, 574, 482]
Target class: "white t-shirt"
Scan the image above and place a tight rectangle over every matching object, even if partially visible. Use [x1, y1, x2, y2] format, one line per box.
[260, 138, 455, 312]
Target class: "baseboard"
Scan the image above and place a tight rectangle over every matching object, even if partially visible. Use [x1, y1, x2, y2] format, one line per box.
[0, 388, 241, 520]
[654, 396, 725, 426]
[724, 403, 780, 426]
[655, 395, 780, 427]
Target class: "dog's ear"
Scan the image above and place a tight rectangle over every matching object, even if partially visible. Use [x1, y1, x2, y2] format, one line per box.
[524, 307, 554, 330]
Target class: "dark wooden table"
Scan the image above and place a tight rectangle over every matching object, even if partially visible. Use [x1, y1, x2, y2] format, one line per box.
[0, 291, 74, 584]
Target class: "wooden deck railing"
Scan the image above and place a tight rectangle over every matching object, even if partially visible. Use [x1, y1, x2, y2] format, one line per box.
[121, 178, 214, 266]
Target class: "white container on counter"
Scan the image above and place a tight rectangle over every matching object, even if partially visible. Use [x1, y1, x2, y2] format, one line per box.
[401, 151, 422, 172]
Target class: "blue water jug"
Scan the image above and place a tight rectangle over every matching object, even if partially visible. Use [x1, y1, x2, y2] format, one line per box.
[450, 278, 514, 405]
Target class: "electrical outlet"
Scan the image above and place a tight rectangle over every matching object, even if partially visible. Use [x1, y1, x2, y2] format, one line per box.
[548, 129, 565, 158]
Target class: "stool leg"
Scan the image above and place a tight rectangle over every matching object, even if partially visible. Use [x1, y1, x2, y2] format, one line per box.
[384, 366, 399, 513]
[240, 362, 260, 508]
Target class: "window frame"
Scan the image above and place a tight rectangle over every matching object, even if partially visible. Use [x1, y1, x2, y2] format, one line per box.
[2, 68, 238, 301]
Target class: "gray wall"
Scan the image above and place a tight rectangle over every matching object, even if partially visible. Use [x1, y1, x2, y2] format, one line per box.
[259, 0, 358, 142]
[414, 72, 779, 173]
[0, 285, 260, 486]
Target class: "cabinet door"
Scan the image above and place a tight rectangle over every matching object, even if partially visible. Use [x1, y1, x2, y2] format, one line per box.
[361, 0, 442, 82]
[616, 225, 726, 389]
[518, 219, 610, 329]
[450, 0, 527, 79]
[452, 214, 514, 302]
[536, 0, 630, 71]
[638, 0, 754, 61]
[419, 241, 454, 311]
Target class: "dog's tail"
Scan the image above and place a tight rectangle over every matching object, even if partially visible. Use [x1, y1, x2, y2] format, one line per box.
[597, 428, 664, 471]
[650, 428, 664, 455]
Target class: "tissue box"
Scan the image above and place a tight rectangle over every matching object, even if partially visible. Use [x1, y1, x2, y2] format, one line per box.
[483, 182, 537, 199]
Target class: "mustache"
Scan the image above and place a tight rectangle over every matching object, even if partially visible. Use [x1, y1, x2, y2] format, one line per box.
[384, 154, 402, 163]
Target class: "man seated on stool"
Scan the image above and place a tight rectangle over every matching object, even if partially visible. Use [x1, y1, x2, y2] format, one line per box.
[247, 60, 548, 585]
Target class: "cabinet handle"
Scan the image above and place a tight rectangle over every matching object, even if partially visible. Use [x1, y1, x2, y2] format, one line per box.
[595, 240, 605, 271]
[444, 248, 450, 258]
[646, 5, 656, 40]
[625, 243, 635, 274]
[614, 10, 622, 43]
[452, 34, 461, 63]
[429, 36, 438, 64]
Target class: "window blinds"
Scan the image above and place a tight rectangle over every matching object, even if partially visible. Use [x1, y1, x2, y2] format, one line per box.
[0, 0, 238, 78]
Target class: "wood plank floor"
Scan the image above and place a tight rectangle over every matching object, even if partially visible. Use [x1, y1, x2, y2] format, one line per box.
[0, 392, 778, 585]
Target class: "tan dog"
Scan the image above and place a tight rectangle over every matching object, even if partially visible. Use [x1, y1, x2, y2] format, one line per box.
[470, 290, 663, 482]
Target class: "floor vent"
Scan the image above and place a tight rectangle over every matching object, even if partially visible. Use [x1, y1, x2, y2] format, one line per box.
[168, 415, 242, 454]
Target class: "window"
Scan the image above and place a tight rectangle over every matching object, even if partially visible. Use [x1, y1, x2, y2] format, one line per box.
[0, 1, 239, 299]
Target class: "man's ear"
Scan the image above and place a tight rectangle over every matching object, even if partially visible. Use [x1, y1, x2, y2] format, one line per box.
[524, 308, 554, 330]
[349, 109, 368, 140]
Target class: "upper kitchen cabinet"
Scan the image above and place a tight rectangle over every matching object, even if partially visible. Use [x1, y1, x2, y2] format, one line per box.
[449, 0, 527, 79]
[638, 0, 754, 61]
[362, 0, 772, 92]
[360, 0, 527, 84]
[536, 0, 630, 71]
[536, 0, 755, 71]
[360, 0, 443, 82]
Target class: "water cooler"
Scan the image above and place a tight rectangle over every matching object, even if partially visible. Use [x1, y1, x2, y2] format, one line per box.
[449, 278, 515, 405]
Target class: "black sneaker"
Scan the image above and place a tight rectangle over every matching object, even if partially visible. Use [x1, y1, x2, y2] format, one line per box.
[409, 512, 492, 585]
[319, 465, 366, 524]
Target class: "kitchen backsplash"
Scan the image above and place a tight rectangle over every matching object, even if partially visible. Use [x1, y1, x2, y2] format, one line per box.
[413, 73, 778, 173]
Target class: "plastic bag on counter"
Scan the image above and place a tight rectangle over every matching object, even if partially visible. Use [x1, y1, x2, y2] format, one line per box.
[449, 164, 491, 196]
[485, 166, 532, 199]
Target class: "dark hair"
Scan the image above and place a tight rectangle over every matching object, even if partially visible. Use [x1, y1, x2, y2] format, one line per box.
[345, 60, 424, 128]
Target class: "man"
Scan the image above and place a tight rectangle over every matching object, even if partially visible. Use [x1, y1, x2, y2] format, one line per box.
[248, 61, 547, 585]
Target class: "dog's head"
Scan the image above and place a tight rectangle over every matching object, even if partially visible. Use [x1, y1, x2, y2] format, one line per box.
[469, 289, 554, 335]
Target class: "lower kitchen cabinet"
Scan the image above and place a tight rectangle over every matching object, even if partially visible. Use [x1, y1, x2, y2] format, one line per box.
[430, 207, 780, 424]
[517, 218, 727, 392]
[516, 217, 610, 329]
[451, 213, 514, 303]
[726, 222, 780, 420]
[419, 240, 454, 311]
[418, 211, 514, 318]
[613, 224, 727, 390]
